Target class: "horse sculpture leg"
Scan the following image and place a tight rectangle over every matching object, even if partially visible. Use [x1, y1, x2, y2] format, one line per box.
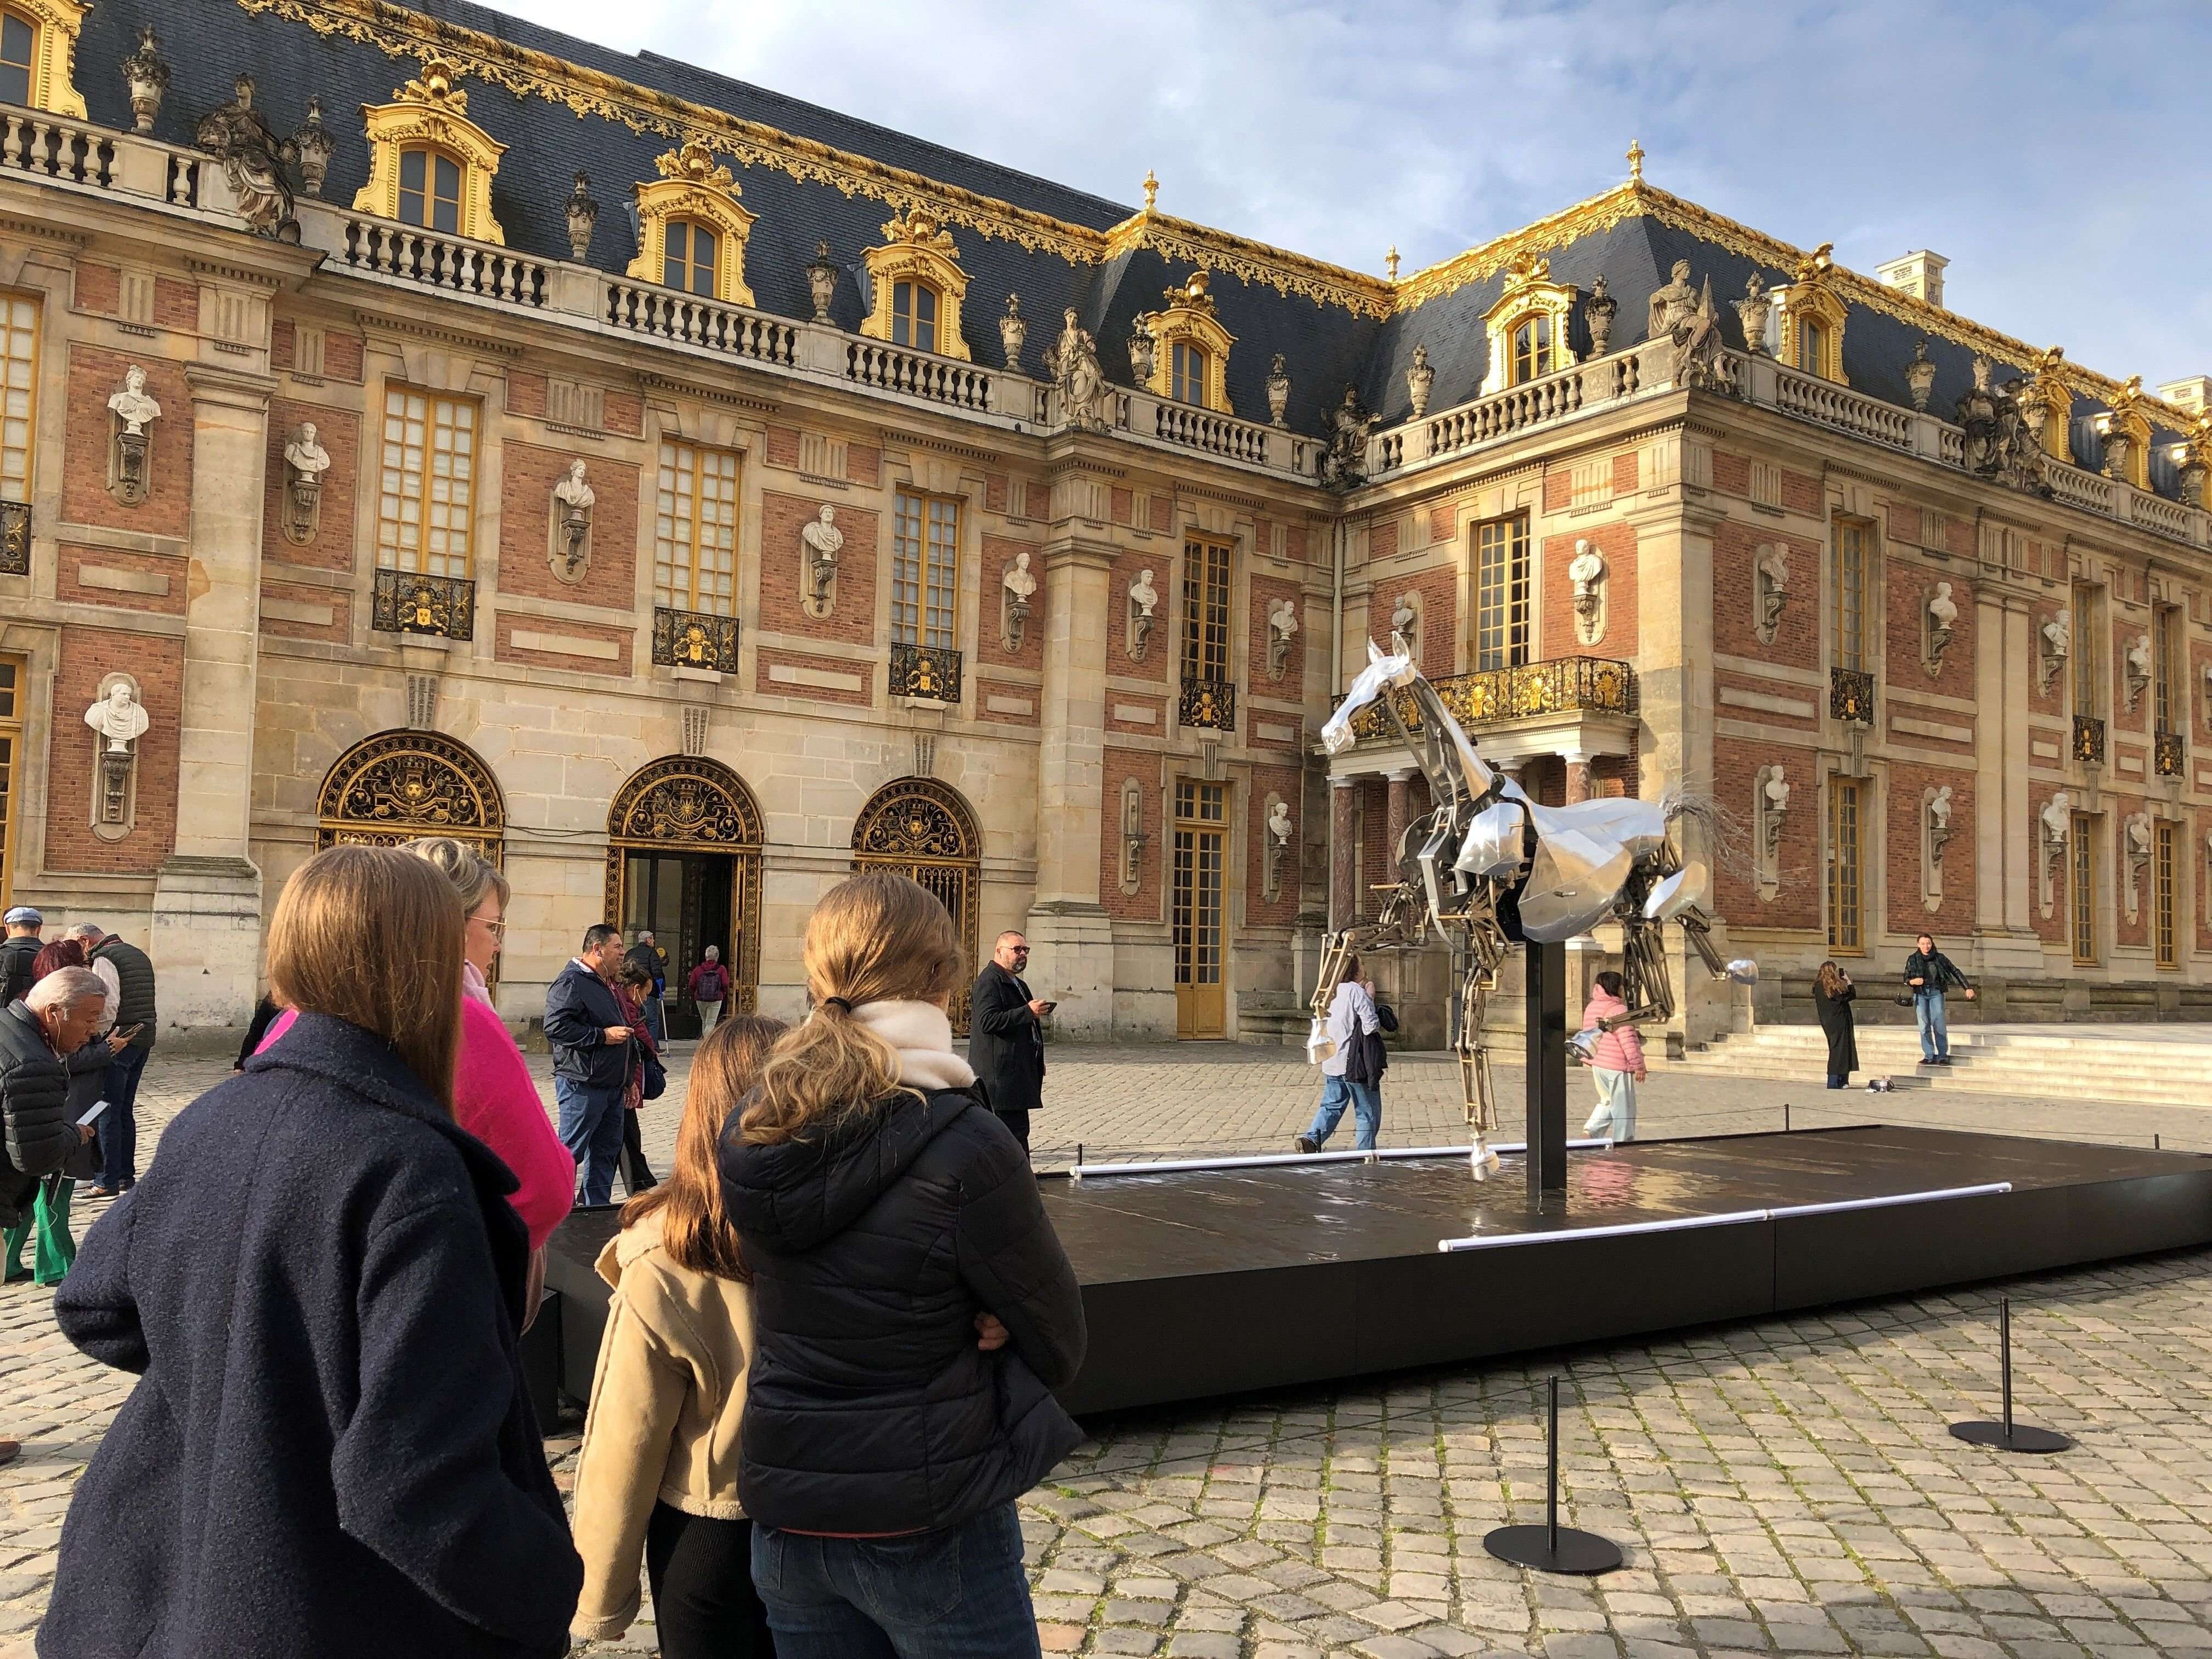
[1457, 956, 1500, 1179]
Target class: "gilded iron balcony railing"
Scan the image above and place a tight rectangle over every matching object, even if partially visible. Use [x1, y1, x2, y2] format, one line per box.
[2072, 713, 2107, 766]
[889, 641, 962, 703]
[1344, 655, 1632, 742]
[1178, 675, 1239, 732]
[371, 568, 475, 641]
[2155, 726, 2187, 777]
[652, 606, 740, 673]
[0, 498, 27, 576]
[1828, 666, 1875, 725]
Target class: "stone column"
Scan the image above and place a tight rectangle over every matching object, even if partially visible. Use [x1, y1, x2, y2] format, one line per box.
[1384, 768, 1414, 864]
[1023, 537, 1118, 1037]
[1564, 747, 1593, 804]
[1328, 775, 1357, 929]
[151, 365, 275, 1030]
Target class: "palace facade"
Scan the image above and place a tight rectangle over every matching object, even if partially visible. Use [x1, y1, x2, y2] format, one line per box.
[2, 0, 2209, 1040]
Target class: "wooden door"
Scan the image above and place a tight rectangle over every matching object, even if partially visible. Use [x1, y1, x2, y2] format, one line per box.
[1173, 778, 1227, 1039]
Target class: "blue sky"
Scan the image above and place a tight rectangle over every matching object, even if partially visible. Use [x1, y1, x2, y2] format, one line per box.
[499, 0, 2210, 386]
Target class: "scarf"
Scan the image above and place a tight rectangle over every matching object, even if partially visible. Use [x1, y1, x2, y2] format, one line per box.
[462, 961, 492, 1006]
[849, 998, 976, 1092]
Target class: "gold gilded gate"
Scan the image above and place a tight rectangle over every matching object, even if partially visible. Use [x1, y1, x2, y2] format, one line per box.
[850, 777, 981, 1034]
[317, 730, 505, 862]
[604, 757, 765, 1019]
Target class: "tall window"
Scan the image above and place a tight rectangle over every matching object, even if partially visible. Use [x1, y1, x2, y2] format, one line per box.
[2072, 584, 2102, 718]
[892, 490, 960, 648]
[0, 289, 36, 507]
[1172, 779, 1228, 1040]
[1509, 315, 1552, 383]
[1798, 317, 1828, 378]
[1181, 538, 1232, 683]
[2156, 819, 2177, 969]
[375, 388, 476, 578]
[397, 147, 463, 234]
[890, 280, 939, 353]
[2070, 812, 2098, 965]
[1474, 515, 1531, 670]
[1171, 341, 1208, 406]
[653, 441, 740, 616]
[662, 220, 718, 298]
[1832, 517, 1871, 672]
[2154, 604, 2180, 732]
[1826, 778, 1863, 953]
[0, 12, 33, 109]
[0, 654, 20, 916]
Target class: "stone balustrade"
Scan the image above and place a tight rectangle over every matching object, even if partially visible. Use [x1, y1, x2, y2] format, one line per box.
[605, 278, 798, 366]
[846, 338, 996, 411]
[331, 212, 552, 307]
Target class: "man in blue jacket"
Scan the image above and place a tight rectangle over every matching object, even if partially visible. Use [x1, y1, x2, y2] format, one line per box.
[544, 925, 634, 1205]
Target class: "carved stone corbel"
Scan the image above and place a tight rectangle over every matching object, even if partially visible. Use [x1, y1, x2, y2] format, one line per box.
[2038, 792, 2071, 919]
[1923, 785, 1953, 912]
[1924, 582, 1957, 677]
[1753, 765, 1788, 900]
[1753, 544, 1788, 646]
[1118, 777, 1147, 895]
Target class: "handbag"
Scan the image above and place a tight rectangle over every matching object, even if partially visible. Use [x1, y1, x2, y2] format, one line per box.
[1374, 1001, 1400, 1035]
[639, 1046, 668, 1102]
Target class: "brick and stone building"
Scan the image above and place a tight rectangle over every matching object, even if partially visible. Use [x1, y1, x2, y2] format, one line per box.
[1, 0, 2208, 1041]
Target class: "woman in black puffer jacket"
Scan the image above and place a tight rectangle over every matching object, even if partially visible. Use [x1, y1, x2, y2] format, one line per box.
[720, 872, 1086, 1658]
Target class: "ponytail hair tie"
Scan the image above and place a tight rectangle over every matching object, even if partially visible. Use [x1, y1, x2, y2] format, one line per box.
[821, 996, 854, 1014]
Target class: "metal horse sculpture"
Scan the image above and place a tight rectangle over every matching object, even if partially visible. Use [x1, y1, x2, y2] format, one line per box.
[1316, 646, 1753, 1179]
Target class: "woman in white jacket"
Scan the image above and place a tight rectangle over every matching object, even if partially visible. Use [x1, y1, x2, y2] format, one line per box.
[1296, 954, 1384, 1152]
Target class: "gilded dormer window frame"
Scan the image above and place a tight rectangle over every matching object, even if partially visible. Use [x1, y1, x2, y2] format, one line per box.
[0, 0, 86, 119]
[1478, 253, 1576, 393]
[2021, 352, 2076, 462]
[1773, 242, 1848, 385]
[1139, 270, 1235, 413]
[2097, 376, 2153, 491]
[860, 207, 971, 361]
[354, 59, 507, 245]
[628, 139, 757, 308]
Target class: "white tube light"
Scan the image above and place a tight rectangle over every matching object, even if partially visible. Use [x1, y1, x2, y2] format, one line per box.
[1067, 1137, 1612, 1182]
[1434, 1180, 2015, 1252]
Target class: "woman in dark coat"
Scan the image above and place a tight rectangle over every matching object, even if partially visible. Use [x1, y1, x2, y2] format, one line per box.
[1813, 959, 1858, 1090]
[721, 872, 1086, 1658]
[42, 846, 582, 1659]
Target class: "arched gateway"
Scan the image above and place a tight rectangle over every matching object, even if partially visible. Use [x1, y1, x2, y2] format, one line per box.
[850, 776, 982, 1032]
[317, 730, 505, 860]
[605, 757, 764, 1032]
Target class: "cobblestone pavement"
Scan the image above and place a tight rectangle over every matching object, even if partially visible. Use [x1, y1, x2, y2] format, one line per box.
[5, 1040, 2212, 1655]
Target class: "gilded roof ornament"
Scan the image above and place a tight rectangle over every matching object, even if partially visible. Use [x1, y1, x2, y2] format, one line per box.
[1626, 138, 1644, 182]
[881, 204, 957, 254]
[1499, 250, 1551, 294]
[398, 55, 466, 110]
[655, 137, 736, 191]
[1162, 269, 1216, 314]
[1386, 245, 1400, 281]
[1792, 241, 1836, 286]
[1142, 168, 1158, 212]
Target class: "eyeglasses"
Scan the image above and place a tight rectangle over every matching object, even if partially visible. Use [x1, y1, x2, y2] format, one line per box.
[471, 916, 506, 937]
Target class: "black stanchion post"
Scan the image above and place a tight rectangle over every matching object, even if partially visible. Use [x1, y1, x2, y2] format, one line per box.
[1784, 1102, 1791, 1133]
[1483, 1375, 1622, 1575]
[1949, 1296, 2073, 1453]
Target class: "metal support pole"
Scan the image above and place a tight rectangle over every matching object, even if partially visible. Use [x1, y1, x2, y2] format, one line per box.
[2000, 1296, 2013, 1439]
[1950, 1295, 2072, 1453]
[1545, 1375, 1560, 1553]
[1525, 939, 1567, 1208]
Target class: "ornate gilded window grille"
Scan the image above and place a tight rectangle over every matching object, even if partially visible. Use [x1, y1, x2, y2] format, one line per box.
[1344, 656, 1633, 742]
[2155, 727, 2186, 778]
[376, 387, 477, 579]
[371, 567, 475, 641]
[652, 606, 740, 673]
[1827, 666, 1875, 725]
[850, 777, 980, 1032]
[315, 729, 504, 854]
[2071, 713, 2106, 766]
[1474, 515, 1530, 670]
[2070, 812, 2098, 966]
[603, 756, 765, 1018]
[0, 498, 25, 578]
[1178, 675, 1238, 732]
[654, 440, 740, 616]
[890, 641, 962, 704]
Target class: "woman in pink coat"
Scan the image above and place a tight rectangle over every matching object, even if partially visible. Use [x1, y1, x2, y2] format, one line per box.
[258, 840, 575, 1259]
[1579, 969, 1646, 1142]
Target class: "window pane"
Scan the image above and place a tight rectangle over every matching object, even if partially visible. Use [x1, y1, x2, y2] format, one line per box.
[0, 14, 31, 106]
[690, 226, 716, 296]
[1474, 516, 1530, 669]
[1833, 521, 1867, 672]
[891, 490, 923, 645]
[431, 154, 460, 234]
[663, 222, 688, 287]
[1827, 781, 1861, 951]
[925, 497, 959, 648]
[376, 387, 476, 578]
[654, 440, 740, 614]
[2157, 821, 2176, 968]
[0, 291, 36, 501]
[2072, 815, 2097, 964]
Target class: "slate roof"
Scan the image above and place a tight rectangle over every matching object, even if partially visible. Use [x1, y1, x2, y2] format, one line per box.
[85, 0, 2197, 498]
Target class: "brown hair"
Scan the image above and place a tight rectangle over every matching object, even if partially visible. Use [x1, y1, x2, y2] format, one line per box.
[31, 938, 86, 980]
[623, 1013, 785, 1278]
[1816, 960, 1847, 998]
[268, 845, 465, 1117]
[740, 872, 964, 1147]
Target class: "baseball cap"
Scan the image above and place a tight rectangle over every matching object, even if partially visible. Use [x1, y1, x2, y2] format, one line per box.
[2, 906, 41, 927]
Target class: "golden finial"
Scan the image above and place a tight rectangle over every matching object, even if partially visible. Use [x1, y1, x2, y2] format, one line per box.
[1142, 169, 1158, 212]
[1385, 245, 1400, 281]
[1626, 137, 1644, 182]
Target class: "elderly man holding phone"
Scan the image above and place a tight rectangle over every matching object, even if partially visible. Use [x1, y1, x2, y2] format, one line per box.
[969, 930, 1051, 1155]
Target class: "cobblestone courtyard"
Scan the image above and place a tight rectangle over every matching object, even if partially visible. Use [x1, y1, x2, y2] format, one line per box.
[5, 1043, 2212, 1656]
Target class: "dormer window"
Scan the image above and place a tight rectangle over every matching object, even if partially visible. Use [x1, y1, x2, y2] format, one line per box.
[1773, 242, 1849, 384]
[0, 13, 35, 107]
[1479, 252, 1576, 396]
[1797, 316, 1827, 376]
[1171, 340, 1209, 405]
[0, 0, 87, 118]
[663, 219, 718, 297]
[397, 146, 462, 234]
[891, 280, 940, 353]
[1510, 314, 1554, 384]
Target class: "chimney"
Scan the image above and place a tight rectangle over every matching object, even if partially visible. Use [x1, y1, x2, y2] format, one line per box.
[1876, 250, 1949, 310]
[2157, 376, 2212, 417]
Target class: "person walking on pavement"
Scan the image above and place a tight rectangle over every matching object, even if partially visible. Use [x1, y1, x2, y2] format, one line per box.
[625, 930, 668, 1045]
[0, 965, 106, 1468]
[1297, 955, 1384, 1153]
[75, 923, 154, 1198]
[1813, 960, 1858, 1090]
[612, 962, 661, 1198]
[1578, 970, 1647, 1141]
[686, 945, 732, 1037]
[0, 905, 41, 1009]
[1904, 932, 1976, 1065]
[968, 930, 1048, 1153]
[549, 925, 636, 1206]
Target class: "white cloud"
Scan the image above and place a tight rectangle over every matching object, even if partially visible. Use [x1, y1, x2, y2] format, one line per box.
[499, 0, 2212, 380]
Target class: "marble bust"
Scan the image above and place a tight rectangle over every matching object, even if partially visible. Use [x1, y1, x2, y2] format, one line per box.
[84, 681, 149, 753]
[285, 422, 331, 483]
[108, 365, 160, 436]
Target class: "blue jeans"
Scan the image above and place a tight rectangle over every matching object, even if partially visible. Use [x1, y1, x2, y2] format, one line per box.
[751, 1500, 1040, 1659]
[1305, 1074, 1382, 1150]
[1916, 990, 1948, 1061]
[556, 1078, 625, 1206]
[98, 1043, 151, 1189]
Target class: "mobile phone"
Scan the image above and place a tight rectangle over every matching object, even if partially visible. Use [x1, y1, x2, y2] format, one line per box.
[1039, 1000, 1058, 1013]
[78, 1099, 110, 1126]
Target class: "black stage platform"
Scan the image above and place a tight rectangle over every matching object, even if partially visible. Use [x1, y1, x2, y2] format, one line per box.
[543, 1126, 2212, 1418]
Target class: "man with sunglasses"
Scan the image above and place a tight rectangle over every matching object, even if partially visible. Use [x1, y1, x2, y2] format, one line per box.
[968, 931, 1051, 1156]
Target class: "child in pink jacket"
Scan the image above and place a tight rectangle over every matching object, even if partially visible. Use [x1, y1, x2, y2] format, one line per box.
[1579, 970, 1646, 1141]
